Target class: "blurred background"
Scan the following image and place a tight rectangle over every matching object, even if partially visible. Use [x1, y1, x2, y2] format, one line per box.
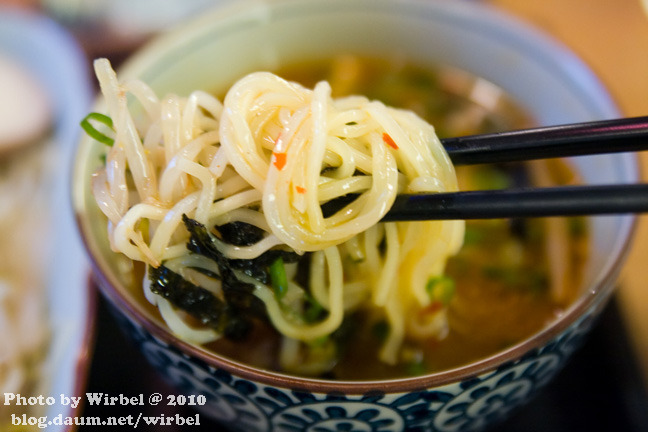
[1, 0, 647, 431]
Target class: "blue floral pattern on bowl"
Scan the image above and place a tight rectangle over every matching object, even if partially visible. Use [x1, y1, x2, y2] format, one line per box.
[108, 299, 599, 432]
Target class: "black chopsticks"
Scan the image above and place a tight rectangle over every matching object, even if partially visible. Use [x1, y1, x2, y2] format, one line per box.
[442, 115, 648, 165]
[383, 184, 648, 221]
[379, 116, 648, 221]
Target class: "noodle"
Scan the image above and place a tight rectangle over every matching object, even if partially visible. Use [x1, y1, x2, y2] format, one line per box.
[89, 58, 464, 372]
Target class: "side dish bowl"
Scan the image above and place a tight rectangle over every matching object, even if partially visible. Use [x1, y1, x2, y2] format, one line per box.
[72, 1, 637, 431]
[1, 7, 93, 431]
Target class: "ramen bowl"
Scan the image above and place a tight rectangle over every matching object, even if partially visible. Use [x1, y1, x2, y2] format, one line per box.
[72, 0, 637, 431]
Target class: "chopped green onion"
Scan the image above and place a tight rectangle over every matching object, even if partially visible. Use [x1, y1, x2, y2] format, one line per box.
[405, 359, 427, 377]
[485, 265, 521, 285]
[483, 265, 507, 281]
[472, 166, 511, 190]
[80, 112, 115, 146]
[308, 335, 329, 348]
[269, 257, 288, 300]
[371, 320, 390, 342]
[463, 225, 484, 246]
[569, 217, 587, 238]
[303, 294, 324, 323]
[401, 346, 427, 376]
[425, 275, 455, 306]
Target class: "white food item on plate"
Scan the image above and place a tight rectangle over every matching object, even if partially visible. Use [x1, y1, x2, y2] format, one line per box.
[0, 54, 52, 152]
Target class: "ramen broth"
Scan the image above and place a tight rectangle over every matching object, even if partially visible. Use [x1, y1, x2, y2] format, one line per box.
[125, 56, 587, 380]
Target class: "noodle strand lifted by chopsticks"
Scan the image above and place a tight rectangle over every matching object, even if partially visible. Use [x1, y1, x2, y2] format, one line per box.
[90, 58, 464, 373]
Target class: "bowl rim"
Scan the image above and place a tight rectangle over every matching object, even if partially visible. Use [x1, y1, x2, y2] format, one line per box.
[74, 0, 638, 394]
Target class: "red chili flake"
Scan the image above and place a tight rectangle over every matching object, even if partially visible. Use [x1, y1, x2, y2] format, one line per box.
[272, 152, 287, 170]
[420, 301, 443, 316]
[295, 186, 306, 194]
[382, 132, 399, 150]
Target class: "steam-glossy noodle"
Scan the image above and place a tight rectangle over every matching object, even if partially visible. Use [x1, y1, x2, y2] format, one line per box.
[90, 58, 463, 372]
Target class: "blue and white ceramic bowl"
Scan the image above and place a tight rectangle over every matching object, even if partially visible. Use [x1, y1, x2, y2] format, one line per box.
[72, 1, 638, 431]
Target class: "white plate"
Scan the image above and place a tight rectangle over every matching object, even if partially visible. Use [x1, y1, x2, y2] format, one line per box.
[0, 7, 93, 431]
